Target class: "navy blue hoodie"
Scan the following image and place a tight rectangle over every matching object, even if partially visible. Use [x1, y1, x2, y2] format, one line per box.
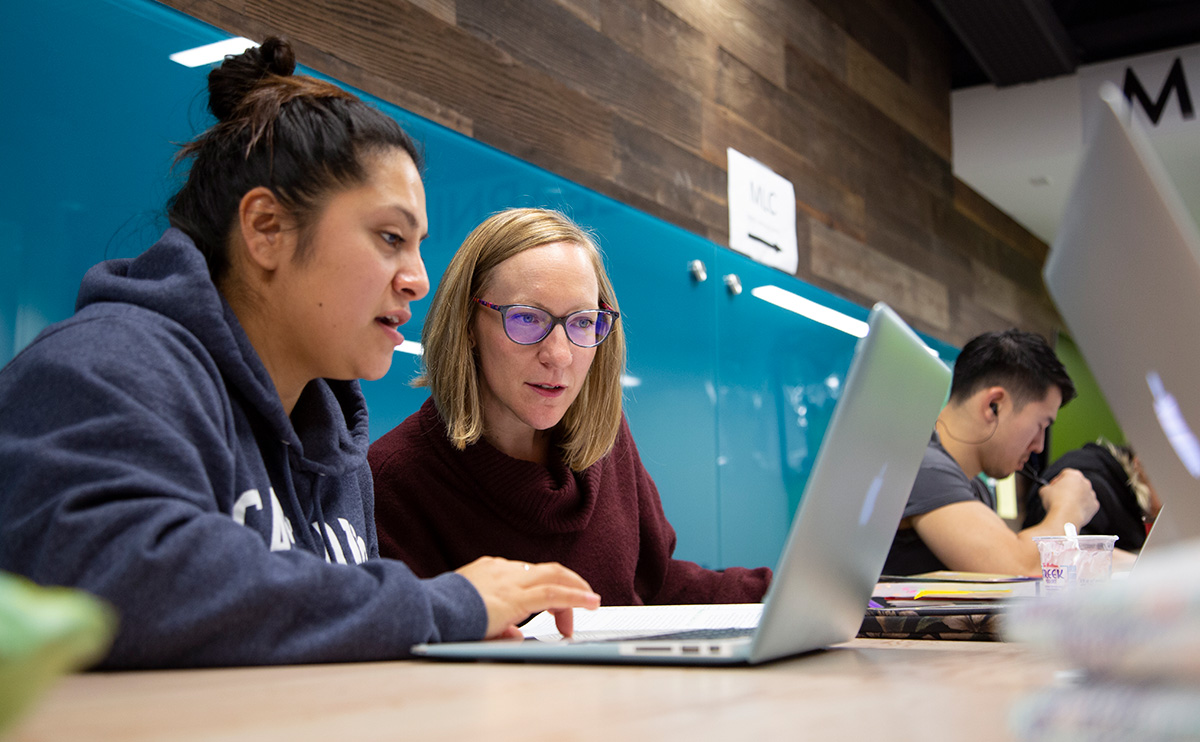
[0, 229, 486, 668]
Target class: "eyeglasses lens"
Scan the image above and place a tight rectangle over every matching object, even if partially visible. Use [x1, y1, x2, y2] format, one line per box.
[503, 308, 553, 344]
[565, 311, 609, 347]
[573, 309, 614, 348]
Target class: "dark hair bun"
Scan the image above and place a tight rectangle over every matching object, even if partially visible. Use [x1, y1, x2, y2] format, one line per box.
[207, 36, 297, 122]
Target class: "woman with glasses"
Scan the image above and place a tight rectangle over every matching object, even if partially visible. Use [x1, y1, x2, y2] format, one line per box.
[371, 208, 772, 605]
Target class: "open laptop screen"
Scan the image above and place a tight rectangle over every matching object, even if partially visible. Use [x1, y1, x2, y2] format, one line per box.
[1044, 83, 1200, 557]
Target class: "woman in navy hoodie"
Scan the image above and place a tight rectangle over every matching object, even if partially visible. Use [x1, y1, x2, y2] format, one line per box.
[0, 37, 597, 669]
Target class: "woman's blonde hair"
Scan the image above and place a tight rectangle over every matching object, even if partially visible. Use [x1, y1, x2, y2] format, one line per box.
[415, 208, 625, 471]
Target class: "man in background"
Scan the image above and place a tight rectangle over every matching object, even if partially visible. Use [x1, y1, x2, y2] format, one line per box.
[883, 329, 1099, 577]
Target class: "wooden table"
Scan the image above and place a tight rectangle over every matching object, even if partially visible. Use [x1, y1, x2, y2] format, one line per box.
[9, 638, 1061, 741]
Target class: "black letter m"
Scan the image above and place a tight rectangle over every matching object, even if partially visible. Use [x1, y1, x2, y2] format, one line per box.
[1123, 58, 1195, 125]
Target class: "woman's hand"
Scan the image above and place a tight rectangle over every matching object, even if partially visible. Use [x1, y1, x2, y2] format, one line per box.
[456, 556, 600, 639]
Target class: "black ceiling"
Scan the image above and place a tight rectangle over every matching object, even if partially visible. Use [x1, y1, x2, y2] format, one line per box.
[918, 0, 1200, 89]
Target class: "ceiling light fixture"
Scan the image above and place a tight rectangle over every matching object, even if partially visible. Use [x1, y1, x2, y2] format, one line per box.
[169, 37, 258, 68]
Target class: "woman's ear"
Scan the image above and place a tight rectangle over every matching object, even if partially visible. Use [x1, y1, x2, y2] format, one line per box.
[237, 187, 290, 272]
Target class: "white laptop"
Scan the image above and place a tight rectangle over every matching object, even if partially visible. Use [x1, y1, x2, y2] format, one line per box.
[1044, 83, 1200, 560]
[413, 302, 951, 665]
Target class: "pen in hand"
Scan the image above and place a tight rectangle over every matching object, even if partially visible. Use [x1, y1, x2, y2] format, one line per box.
[1018, 461, 1050, 487]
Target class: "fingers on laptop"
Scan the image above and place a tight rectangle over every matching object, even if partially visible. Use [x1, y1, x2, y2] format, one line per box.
[455, 556, 601, 640]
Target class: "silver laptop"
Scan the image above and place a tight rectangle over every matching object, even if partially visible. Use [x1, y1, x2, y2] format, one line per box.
[413, 302, 951, 665]
[1044, 83, 1200, 560]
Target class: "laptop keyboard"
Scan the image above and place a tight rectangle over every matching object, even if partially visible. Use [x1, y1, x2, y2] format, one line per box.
[604, 627, 754, 642]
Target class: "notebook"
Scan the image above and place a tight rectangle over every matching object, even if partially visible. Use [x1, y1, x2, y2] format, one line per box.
[858, 574, 1041, 641]
[1044, 82, 1200, 561]
[412, 302, 952, 665]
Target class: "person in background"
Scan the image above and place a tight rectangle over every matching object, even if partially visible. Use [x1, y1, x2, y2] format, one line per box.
[882, 329, 1100, 577]
[0, 38, 598, 670]
[1023, 439, 1162, 550]
[371, 208, 772, 604]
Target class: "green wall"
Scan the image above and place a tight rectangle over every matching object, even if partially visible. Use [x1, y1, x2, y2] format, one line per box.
[1051, 332, 1126, 460]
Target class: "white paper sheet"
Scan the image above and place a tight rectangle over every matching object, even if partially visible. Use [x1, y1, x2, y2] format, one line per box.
[520, 603, 764, 642]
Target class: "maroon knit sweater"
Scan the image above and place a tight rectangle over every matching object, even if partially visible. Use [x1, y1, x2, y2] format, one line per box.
[370, 399, 771, 605]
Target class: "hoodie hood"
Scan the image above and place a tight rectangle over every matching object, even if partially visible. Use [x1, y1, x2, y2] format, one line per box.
[75, 228, 369, 476]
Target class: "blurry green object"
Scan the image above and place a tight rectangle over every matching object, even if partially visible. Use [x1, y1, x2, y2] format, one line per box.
[0, 571, 116, 734]
[1051, 332, 1126, 460]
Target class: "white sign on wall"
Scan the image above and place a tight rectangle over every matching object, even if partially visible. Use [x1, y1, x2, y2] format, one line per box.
[727, 147, 799, 274]
[1079, 43, 1199, 136]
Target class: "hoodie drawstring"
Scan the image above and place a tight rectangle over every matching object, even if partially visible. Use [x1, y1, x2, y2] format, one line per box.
[279, 440, 329, 557]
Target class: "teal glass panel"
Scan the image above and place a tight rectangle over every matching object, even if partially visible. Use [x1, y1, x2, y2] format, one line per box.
[713, 251, 958, 565]
[1, 0, 228, 359]
[713, 250, 863, 567]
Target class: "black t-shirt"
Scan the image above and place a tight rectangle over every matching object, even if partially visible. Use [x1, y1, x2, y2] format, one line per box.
[882, 432, 994, 576]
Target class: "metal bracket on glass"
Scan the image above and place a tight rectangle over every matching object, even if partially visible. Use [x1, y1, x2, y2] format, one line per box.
[688, 259, 708, 283]
[723, 274, 742, 296]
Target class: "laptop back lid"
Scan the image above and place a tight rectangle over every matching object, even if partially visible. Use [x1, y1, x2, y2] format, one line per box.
[748, 302, 950, 662]
[1044, 83, 1200, 557]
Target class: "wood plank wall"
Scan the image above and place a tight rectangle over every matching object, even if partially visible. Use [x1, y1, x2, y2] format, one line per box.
[159, 0, 1062, 346]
